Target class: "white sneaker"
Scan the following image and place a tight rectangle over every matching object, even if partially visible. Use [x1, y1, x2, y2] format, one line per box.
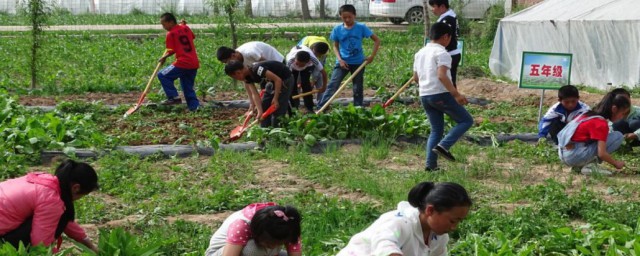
[580, 163, 612, 176]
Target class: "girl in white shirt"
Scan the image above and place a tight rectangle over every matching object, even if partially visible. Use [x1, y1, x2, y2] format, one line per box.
[337, 182, 471, 256]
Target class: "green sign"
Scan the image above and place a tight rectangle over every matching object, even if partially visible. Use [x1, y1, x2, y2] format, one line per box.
[519, 51, 572, 89]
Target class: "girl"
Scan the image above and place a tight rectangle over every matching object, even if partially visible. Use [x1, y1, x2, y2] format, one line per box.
[337, 182, 472, 256]
[608, 88, 640, 147]
[558, 93, 630, 175]
[0, 160, 99, 252]
[204, 202, 302, 256]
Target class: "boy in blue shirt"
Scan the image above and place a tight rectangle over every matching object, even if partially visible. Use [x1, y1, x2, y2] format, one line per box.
[317, 4, 381, 109]
[538, 85, 590, 144]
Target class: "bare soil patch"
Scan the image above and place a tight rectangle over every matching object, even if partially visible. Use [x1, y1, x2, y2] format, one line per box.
[457, 78, 640, 107]
[251, 159, 381, 206]
[102, 108, 245, 145]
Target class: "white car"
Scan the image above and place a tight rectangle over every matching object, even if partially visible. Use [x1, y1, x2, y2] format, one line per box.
[369, 0, 501, 24]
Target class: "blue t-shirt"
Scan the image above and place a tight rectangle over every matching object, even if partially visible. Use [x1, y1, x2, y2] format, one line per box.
[330, 22, 373, 65]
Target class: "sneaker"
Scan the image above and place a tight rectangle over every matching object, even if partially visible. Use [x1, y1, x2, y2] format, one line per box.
[580, 163, 612, 176]
[432, 145, 456, 162]
[425, 166, 441, 172]
[161, 97, 182, 105]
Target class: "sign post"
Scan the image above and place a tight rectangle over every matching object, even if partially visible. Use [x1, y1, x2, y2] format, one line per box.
[519, 51, 573, 121]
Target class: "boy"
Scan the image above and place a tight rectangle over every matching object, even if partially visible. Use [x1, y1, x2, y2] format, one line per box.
[224, 60, 293, 127]
[297, 36, 330, 98]
[157, 13, 200, 111]
[285, 45, 328, 113]
[216, 41, 284, 67]
[538, 85, 590, 144]
[429, 0, 461, 87]
[415, 23, 473, 172]
[317, 4, 381, 109]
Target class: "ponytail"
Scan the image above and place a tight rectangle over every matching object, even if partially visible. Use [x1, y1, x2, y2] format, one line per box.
[589, 93, 630, 119]
[54, 160, 98, 237]
[407, 182, 471, 212]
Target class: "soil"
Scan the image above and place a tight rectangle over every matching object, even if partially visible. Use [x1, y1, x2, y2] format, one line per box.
[102, 108, 246, 145]
[17, 88, 380, 106]
[457, 78, 640, 107]
[251, 159, 382, 206]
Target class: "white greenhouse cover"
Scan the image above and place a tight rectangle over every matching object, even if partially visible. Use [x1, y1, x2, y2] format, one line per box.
[489, 0, 640, 89]
[1, 0, 370, 17]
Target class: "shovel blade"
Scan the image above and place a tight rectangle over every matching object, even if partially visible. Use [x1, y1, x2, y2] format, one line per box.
[229, 125, 245, 138]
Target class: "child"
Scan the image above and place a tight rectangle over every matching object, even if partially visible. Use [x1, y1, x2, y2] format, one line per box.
[538, 85, 591, 144]
[204, 202, 302, 256]
[337, 182, 471, 256]
[317, 4, 381, 109]
[217, 41, 284, 67]
[0, 160, 99, 253]
[157, 13, 200, 111]
[297, 36, 330, 99]
[285, 45, 328, 113]
[429, 0, 461, 87]
[224, 60, 293, 127]
[558, 94, 630, 175]
[415, 23, 473, 171]
[608, 88, 640, 147]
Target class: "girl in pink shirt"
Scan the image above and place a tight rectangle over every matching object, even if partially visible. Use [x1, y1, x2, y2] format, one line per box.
[205, 202, 302, 256]
[0, 160, 99, 252]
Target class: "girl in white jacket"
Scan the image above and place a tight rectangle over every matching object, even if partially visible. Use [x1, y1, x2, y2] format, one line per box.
[337, 182, 471, 256]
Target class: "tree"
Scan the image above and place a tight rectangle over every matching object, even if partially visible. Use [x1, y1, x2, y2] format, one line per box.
[319, 0, 325, 18]
[208, 0, 240, 47]
[27, 0, 49, 89]
[300, 0, 311, 20]
[244, 0, 253, 17]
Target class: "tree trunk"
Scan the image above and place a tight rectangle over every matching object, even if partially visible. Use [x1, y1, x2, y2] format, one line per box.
[423, 0, 430, 45]
[31, 42, 37, 89]
[227, 6, 238, 48]
[319, 0, 325, 18]
[244, 0, 253, 17]
[300, 0, 311, 20]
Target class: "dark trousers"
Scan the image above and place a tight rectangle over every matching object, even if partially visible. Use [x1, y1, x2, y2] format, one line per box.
[548, 118, 566, 145]
[290, 66, 315, 112]
[0, 217, 32, 249]
[261, 76, 294, 128]
[613, 119, 640, 146]
[451, 53, 461, 88]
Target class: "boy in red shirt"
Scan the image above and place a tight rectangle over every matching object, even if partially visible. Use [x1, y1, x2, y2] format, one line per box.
[157, 13, 200, 111]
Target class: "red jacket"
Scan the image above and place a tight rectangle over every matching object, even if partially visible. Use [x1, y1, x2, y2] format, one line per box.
[0, 173, 87, 246]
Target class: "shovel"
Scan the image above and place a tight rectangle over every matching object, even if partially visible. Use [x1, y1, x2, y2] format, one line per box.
[123, 51, 167, 119]
[292, 89, 320, 100]
[228, 111, 254, 140]
[227, 105, 277, 142]
[316, 62, 367, 114]
[383, 77, 415, 108]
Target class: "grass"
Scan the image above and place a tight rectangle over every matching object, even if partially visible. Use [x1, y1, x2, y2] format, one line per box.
[2, 21, 494, 96]
[60, 132, 640, 254]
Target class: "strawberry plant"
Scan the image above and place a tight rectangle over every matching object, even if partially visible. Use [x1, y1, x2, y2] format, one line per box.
[0, 90, 112, 178]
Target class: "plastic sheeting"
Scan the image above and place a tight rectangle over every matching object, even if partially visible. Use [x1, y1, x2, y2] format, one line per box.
[489, 0, 640, 89]
[0, 0, 371, 16]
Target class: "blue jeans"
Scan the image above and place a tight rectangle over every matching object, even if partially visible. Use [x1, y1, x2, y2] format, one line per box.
[318, 64, 365, 108]
[158, 65, 199, 111]
[559, 132, 624, 167]
[421, 92, 473, 169]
